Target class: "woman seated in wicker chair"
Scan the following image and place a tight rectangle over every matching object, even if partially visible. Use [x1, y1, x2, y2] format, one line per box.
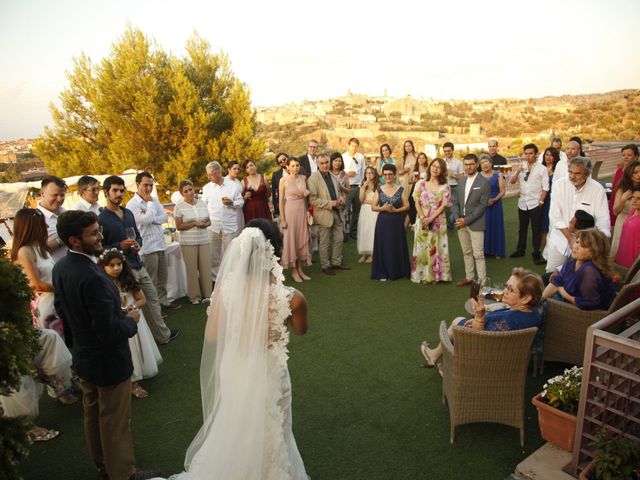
[420, 268, 544, 368]
[542, 228, 616, 310]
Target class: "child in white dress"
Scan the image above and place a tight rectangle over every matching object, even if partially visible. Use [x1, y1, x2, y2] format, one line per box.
[99, 249, 162, 398]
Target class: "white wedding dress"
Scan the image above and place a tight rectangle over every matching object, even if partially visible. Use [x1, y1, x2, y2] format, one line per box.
[160, 227, 308, 480]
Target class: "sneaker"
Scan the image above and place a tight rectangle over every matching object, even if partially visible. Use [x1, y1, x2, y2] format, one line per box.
[201, 298, 211, 305]
[190, 299, 201, 305]
[161, 329, 180, 345]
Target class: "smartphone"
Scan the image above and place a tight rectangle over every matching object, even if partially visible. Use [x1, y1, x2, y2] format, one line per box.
[469, 280, 480, 301]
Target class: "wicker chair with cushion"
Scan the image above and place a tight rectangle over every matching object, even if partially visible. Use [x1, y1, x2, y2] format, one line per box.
[542, 279, 640, 367]
[612, 253, 640, 288]
[440, 321, 538, 446]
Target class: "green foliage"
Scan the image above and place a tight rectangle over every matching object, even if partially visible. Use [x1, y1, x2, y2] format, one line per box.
[541, 366, 582, 415]
[0, 249, 40, 480]
[590, 428, 640, 480]
[34, 27, 264, 191]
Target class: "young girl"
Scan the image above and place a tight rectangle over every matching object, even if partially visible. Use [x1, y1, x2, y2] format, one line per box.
[99, 249, 162, 398]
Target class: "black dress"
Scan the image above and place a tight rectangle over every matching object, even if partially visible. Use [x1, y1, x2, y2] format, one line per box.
[371, 186, 411, 280]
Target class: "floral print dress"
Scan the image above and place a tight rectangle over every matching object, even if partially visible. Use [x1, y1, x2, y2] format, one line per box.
[411, 182, 452, 283]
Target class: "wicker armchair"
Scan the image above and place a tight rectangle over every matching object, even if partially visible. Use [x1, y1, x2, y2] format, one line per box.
[542, 279, 640, 366]
[440, 321, 538, 446]
[612, 253, 640, 287]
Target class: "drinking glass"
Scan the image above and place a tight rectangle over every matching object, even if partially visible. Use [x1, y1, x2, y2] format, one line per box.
[125, 227, 136, 241]
[492, 282, 505, 302]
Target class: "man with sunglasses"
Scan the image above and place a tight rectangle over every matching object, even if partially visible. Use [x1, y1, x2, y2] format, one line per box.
[509, 143, 549, 264]
[72, 175, 102, 215]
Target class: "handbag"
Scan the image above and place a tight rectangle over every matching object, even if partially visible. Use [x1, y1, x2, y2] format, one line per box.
[307, 204, 314, 226]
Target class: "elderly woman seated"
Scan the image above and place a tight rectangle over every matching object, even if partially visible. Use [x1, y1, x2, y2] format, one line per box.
[542, 228, 616, 310]
[420, 268, 544, 368]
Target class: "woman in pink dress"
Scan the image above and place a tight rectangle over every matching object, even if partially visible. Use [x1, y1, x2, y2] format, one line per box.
[279, 157, 312, 282]
[615, 187, 640, 268]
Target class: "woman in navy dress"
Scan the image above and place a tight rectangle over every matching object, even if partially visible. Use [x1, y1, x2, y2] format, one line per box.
[540, 147, 560, 252]
[371, 164, 411, 281]
[479, 155, 506, 258]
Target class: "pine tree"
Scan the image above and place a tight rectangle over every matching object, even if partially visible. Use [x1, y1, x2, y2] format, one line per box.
[34, 27, 264, 193]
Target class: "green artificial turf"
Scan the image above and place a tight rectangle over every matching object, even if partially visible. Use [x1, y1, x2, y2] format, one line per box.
[21, 196, 564, 479]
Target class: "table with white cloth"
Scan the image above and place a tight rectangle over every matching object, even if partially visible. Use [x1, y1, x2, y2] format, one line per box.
[165, 243, 188, 302]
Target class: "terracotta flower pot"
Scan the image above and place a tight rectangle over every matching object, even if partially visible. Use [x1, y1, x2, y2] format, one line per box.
[532, 393, 577, 452]
[579, 458, 596, 480]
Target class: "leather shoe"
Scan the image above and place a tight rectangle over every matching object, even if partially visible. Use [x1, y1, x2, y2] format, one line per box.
[322, 267, 336, 276]
[455, 278, 471, 287]
[128, 468, 163, 480]
[332, 264, 351, 271]
[509, 251, 525, 258]
[164, 302, 182, 310]
[532, 253, 546, 265]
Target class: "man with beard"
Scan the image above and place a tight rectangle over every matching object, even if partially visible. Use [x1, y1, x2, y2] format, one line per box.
[53, 210, 161, 480]
[98, 175, 178, 345]
[545, 157, 610, 272]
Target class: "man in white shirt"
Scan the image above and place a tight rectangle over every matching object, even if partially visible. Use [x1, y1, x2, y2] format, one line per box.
[538, 137, 568, 165]
[442, 141, 464, 230]
[342, 137, 366, 240]
[509, 144, 549, 265]
[552, 140, 581, 185]
[546, 157, 611, 272]
[451, 154, 490, 285]
[37, 175, 67, 260]
[127, 172, 180, 310]
[298, 140, 319, 178]
[202, 161, 244, 282]
[71, 176, 102, 215]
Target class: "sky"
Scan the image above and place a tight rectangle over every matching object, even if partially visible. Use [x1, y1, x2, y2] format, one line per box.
[0, 0, 639, 139]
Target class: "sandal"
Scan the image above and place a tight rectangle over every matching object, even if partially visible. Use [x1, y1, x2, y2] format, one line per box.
[131, 384, 149, 399]
[420, 342, 436, 368]
[57, 392, 79, 406]
[29, 426, 60, 442]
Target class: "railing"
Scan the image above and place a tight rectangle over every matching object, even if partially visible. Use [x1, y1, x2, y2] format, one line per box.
[570, 297, 640, 476]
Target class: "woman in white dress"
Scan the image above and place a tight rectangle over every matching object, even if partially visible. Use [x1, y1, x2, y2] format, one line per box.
[99, 249, 162, 398]
[3, 208, 78, 441]
[357, 166, 380, 263]
[161, 218, 309, 480]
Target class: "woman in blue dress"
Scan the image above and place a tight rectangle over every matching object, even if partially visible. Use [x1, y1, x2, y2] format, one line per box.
[540, 147, 560, 252]
[542, 229, 616, 310]
[420, 267, 544, 367]
[371, 163, 411, 280]
[479, 154, 506, 258]
[377, 143, 396, 185]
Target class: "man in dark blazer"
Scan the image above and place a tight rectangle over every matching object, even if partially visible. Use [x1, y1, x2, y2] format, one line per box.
[298, 139, 319, 178]
[53, 210, 160, 480]
[451, 153, 490, 286]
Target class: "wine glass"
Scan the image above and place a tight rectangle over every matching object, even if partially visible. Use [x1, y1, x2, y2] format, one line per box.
[492, 282, 505, 302]
[125, 227, 136, 241]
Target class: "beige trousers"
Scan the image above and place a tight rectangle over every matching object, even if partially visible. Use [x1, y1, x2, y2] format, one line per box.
[181, 243, 212, 301]
[80, 378, 136, 480]
[317, 210, 343, 268]
[141, 250, 168, 306]
[457, 227, 486, 281]
[209, 230, 237, 281]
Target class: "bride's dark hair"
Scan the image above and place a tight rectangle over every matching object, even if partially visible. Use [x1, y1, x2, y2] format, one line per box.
[245, 219, 283, 259]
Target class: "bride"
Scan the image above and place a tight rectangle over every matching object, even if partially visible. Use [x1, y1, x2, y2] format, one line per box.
[161, 219, 310, 480]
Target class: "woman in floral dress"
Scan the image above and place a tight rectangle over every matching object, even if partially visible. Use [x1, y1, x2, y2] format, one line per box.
[411, 158, 452, 284]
